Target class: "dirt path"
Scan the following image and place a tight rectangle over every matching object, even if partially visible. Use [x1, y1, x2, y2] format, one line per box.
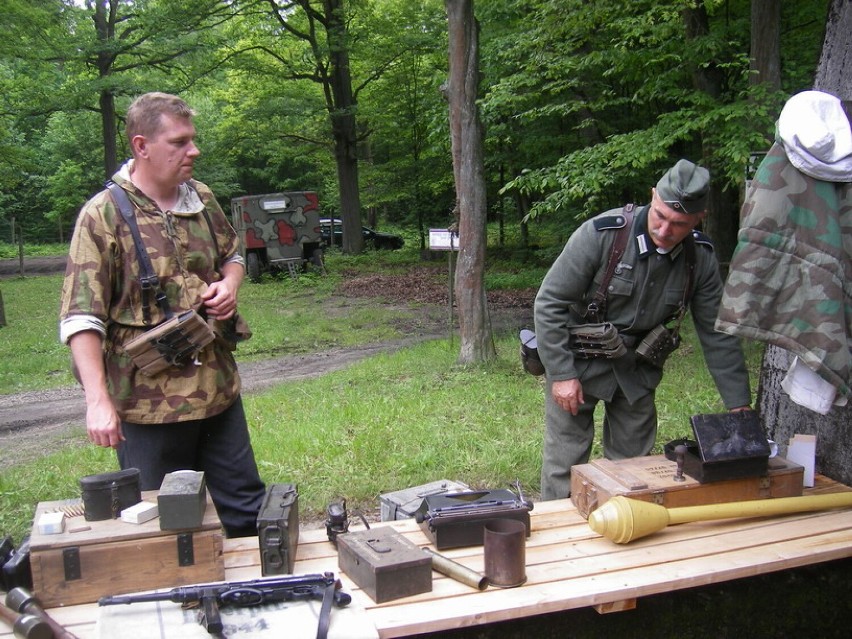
[0, 257, 535, 470]
[0, 337, 452, 470]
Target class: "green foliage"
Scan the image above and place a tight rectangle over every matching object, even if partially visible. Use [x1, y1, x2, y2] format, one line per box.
[484, 0, 827, 224]
[0, 0, 834, 254]
[0, 242, 68, 259]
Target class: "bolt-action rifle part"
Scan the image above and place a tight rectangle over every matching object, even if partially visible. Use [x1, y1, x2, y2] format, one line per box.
[422, 547, 488, 590]
[0, 601, 53, 639]
[6, 587, 79, 639]
[98, 572, 351, 638]
[589, 492, 852, 544]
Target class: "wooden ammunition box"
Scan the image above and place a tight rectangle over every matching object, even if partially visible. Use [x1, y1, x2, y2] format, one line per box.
[29, 491, 224, 608]
[337, 526, 432, 603]
[571, 454, 804, 519]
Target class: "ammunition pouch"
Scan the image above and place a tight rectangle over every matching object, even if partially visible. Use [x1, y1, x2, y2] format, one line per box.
[635, 324, 681, 368]
[125, 309, 215, 376]
[569, 322, 627, 360]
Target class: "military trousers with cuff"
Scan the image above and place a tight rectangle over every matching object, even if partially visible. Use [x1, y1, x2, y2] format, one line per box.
[117, 395, 266, 538]
[540, 380, 657, 500]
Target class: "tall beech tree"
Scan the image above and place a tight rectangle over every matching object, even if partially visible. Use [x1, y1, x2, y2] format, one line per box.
[242, 0, 368, 253]
[445, 0, 495, 364]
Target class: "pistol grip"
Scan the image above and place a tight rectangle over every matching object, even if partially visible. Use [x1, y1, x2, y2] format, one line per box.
[200, 595, 223, 635]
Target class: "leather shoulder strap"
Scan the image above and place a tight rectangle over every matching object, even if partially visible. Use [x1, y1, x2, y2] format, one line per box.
[106, 182, 172, 323]
[587, 203, 635, 321]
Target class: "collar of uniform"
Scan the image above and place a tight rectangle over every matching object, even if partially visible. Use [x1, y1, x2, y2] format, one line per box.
[634, 205, 684, 261]
[114, 160, 204, 216]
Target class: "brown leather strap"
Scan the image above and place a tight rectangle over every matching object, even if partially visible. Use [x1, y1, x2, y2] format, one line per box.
[586, 203, 635, 322]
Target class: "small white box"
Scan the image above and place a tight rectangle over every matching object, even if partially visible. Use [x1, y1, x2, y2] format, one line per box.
[787, 434, 816, 488]
[121, 501, 159, 524]
[37, 511, 65, 535]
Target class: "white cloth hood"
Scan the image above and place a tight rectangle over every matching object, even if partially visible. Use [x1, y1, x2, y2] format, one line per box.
[117, 160, 205, 214]
[776, 90, 852, 182]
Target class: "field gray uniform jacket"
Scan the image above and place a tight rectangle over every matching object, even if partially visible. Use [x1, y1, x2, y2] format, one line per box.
[534, 206, 751, 408]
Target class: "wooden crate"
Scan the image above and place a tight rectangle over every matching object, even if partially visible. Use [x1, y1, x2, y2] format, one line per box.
[29, 491, 224, 608]
[571, 455, 804, 519]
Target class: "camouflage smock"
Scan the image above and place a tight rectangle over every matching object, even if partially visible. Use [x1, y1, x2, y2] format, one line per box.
[59, 170, 243, 423]
[716, 143, 852, 398]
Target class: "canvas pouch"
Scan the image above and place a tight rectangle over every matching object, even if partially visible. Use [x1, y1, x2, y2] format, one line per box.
[125, 309, 215, 376]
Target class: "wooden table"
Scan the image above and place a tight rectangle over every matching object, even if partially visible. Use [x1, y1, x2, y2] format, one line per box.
[3, 476, 851, 639]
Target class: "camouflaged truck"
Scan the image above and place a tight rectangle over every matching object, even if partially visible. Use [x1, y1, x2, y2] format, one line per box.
[230, 191, 325, 281]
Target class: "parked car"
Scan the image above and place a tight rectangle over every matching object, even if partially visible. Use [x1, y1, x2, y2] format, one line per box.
[320, 218, 404, 250]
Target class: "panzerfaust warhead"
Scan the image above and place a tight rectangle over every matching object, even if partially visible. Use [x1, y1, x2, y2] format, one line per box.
[99, 572, 351, 638]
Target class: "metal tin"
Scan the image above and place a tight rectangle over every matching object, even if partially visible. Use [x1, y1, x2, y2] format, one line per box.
[157, 471, 207, 531]
[336, 527, 431, 603]
[257, 483, 300, 575]
[79, 469, 141, 521]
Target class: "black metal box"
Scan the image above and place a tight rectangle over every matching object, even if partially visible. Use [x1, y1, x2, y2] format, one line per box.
[664, 411, 771, 483]
[79, 468, 141, 521]
[414, 489, 532, 550]
[256, 483, 300, 575]
[336, 526, 431, 603]
[157, 470, 207, 531]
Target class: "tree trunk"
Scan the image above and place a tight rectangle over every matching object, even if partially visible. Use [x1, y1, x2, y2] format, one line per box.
[749, 0, 781, 91]
[324, 0, 364, 254]
[94, 0, 119, 179]
[445, 0, 495, 364]
[682, 2, 738, 263]
[758, 0, 852, 486]
[99, 89, 118, 178]
[814, 0, 852, 99]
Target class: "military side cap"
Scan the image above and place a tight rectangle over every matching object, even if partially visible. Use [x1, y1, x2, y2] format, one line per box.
[656, 159, 709, 214]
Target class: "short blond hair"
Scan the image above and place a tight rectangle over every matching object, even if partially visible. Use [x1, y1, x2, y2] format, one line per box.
[125, 92, 195, 145]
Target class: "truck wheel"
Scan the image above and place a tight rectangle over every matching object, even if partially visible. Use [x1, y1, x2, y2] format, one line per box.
[247, 253, 261, 282]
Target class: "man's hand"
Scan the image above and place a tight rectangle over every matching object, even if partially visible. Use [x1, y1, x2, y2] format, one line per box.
[201, 261, 244, 320]
[552, 378, 584, 415]
[201, 278, 238, 320]
[85, 395, 124, 449]
[69, 330, 124, 448]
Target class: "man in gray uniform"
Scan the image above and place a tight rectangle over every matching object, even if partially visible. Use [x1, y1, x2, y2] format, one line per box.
[534, 159, 752, 500]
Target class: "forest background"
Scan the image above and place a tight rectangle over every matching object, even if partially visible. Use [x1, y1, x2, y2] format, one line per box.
[0, 0, 831, 262]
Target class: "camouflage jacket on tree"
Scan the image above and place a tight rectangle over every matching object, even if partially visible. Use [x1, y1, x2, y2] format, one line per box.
[716, 143, 852, 397]
[59, 166, 243, 423]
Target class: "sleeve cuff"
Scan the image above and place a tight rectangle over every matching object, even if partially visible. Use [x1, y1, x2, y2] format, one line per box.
[60, 315, 106, 345]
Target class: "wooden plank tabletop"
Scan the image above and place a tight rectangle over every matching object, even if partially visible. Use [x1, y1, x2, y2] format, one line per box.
[3, 476, 851, 639]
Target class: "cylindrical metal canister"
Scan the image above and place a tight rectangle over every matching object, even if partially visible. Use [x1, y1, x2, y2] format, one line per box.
[483, 519, 527, 588]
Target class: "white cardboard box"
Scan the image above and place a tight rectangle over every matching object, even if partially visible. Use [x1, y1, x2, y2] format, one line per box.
[786, 434, 816, 487]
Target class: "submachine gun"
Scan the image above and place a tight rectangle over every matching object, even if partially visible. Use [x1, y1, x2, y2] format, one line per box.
[99, 571, 351, 638]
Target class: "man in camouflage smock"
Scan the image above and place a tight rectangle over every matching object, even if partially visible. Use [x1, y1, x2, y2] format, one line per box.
[59, 93, 265, 537]
[534, 160, 752, 500]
